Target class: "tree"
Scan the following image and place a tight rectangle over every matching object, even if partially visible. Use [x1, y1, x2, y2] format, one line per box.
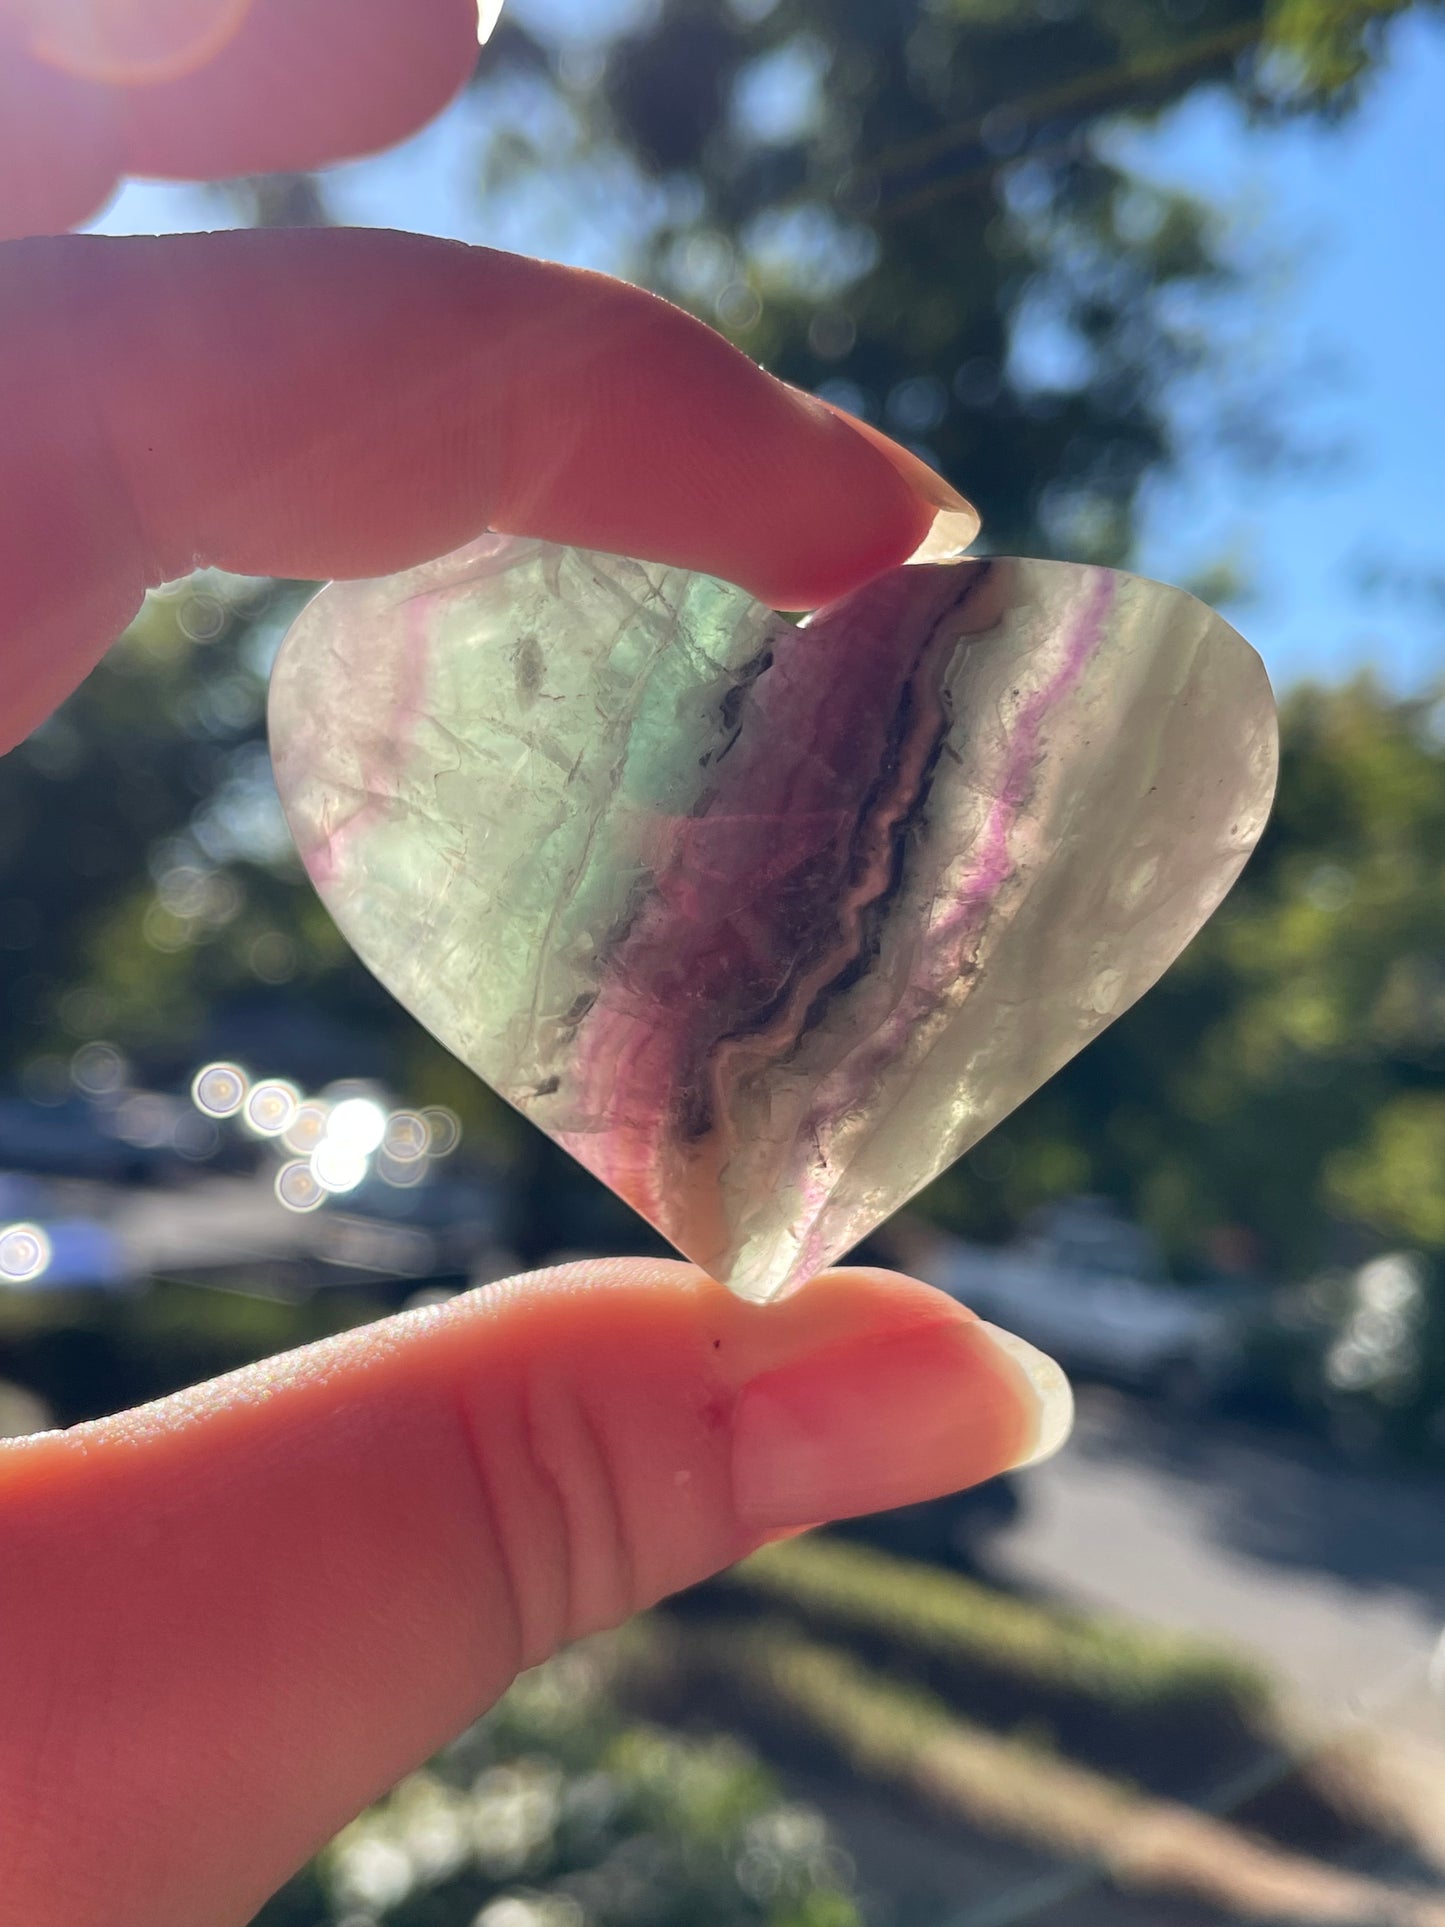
[575, 0, 1433, 557]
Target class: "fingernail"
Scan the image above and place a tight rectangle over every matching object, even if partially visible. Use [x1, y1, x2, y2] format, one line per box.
[914, 469, 979, 517]
[858, 436, 981, 554]
[21, 0, 250, 84]
[978, 1323, 1074, 1469]
[904, 502, 982, 565]
[732, 1314, 1072, 1529]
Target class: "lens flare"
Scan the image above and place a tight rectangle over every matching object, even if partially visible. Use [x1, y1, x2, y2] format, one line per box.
[20, 0, 256, 87]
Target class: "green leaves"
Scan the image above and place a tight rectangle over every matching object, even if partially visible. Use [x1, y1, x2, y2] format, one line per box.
[261, 1641, 864, 1927]
[1263, 0, 1425, 100]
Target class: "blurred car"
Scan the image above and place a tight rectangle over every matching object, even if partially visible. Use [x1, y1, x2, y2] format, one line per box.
[0, 1173, 133, 1292]
[0, 1096, 162, 1183]
[0, 1090, 223, 1184]
[307, 1168, 506, 1298]
[1232, 1251, 1431, 1458]
[924, 1197, 1253, 1408]
[0, 1379, 54, 1438]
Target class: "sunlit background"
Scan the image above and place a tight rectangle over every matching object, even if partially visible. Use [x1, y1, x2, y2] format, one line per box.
[5, 2, 1445, 1923]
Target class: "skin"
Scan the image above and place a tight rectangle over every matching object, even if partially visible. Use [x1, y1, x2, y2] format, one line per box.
[0, 6, 1043, 1923]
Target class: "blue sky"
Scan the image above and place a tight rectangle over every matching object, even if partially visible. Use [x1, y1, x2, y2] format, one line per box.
[1127, 11, 1445, 692]
[90, 6, 1445, 695]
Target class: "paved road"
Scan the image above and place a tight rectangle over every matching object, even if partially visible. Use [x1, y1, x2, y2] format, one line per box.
[993, 1387, 1445, 1746]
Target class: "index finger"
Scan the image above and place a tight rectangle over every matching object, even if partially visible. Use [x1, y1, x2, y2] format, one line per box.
[0, 228, 971, 751]
[0, 0, 483, 237]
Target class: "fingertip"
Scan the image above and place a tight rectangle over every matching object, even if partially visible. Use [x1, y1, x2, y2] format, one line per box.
[744, 389, 946, 610]
[735, 387, 940, 605]
[805, 1267, 1074, 1471]
[977, 1322, 1075, 1469]
[905, 502, 984, 564]
[790, 389, 981, 569]
[727, 1266, 1068, 1529]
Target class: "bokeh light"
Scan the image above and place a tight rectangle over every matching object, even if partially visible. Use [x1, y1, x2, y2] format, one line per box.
[71, 1041, 126, 1095]
[0, 1224, 51, 1286]
[312, 1139, 370, 1195]
[328, 1097, 388, 1155]
[383, 1110, 432, 1162]
[377, 1150, 430, 1188]
[282, 1102, 330, 1156]
[244, 1079, 300, 1138]
[275, 1161, 326, 1213]
[191, 1061, 248, 1118]
[421, 1107, 462, 1157]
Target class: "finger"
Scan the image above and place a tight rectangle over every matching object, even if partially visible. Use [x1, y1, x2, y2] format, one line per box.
[0, 228, 961, 751]
[0, 1260, 1068, 1927]
[0, 0, 482, 235]
[0, 27, 120, 239]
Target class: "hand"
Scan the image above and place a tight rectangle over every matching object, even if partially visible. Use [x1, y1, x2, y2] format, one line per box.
[0, 8, 1068, 1925]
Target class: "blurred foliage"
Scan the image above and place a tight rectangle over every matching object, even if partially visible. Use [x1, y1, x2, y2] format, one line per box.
[561, 0, 1441, 561]
[648, 1541, 1428, 1910]
[253, 1541, 1427, 1927]
[639, 1616, 1429, 1917]
[1263, 0, 1434, 96]
[256, 1639, 862, 1927]
[719, 1537, 1267, 1719]
[0, 577, 332, 1067]
[590, 0, 1230, 568]
[0, 576, 524, 1153]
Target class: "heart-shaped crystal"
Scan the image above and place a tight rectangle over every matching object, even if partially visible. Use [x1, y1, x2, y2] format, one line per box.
[269, 536, 1276, 1302]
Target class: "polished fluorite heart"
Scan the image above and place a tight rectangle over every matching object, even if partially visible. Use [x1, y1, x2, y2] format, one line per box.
[269, 536, 1276, 1303]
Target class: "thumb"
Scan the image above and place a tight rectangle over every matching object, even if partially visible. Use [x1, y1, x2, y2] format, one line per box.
[0, 1258, 1069, 1927]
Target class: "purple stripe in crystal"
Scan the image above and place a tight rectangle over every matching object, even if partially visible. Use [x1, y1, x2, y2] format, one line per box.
[785, 569, 1115, 1279]
[558, 564, 987, 1260]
